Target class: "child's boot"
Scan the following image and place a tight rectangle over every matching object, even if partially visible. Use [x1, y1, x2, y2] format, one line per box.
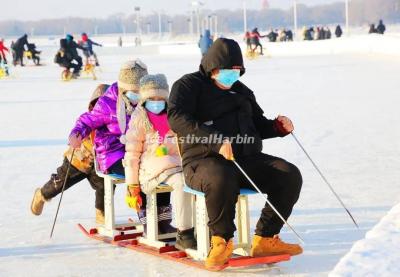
[138, 205, 176, 235]
[137, 208, 147, 234]
[250, 234, 303, 257]
[157, 205, 176, 234]
[175, 228, 197, 250]
[30, 188, 47, 215]
[205, 236, 233, 270]
[96, 209, 105, 224]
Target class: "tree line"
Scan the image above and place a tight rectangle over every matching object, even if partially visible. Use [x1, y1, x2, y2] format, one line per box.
[0, 0, 399, 37]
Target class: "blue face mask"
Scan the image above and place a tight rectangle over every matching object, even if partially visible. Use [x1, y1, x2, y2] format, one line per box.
[125, 91, 139, 105]
[215, 69, 240, 88]
[145, 100, 166, 114]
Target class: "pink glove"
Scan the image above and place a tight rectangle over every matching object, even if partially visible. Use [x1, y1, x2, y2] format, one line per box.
[274, 115, 294, 136]
[69, 134, 83, 149]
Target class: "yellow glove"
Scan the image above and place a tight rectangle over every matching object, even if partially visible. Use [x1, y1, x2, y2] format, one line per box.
[125, 184, 142, 212]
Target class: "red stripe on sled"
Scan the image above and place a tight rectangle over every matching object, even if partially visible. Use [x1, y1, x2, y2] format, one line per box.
[228, 254, 290, 267]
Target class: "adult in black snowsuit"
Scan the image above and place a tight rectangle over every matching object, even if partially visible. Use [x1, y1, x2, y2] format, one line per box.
[65, 34, 83, 70]
[11, 34, 29, 66]
[325, 28, 332, 39]
[55, 35, 84, 76]
[267, 30, 278, 42]
[285, 30, 293, 41]
[168, 38, 302, 251]
[304, 28, 313, 41]
[318, 28, 325, 40]
[376, 20, 386, 34]
[335, 25, 343, 38]
[369, 24, 377, 34]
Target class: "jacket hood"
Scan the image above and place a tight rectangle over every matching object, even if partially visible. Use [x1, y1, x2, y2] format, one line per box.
[89, 84, 110, 109]
[66, 34, 73, 41]
[60, 38, 67, 48]
[200, 38, 245, 77]
[203, 29, 211, 37]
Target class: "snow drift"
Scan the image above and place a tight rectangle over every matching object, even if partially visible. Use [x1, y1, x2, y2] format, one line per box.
[330, 203, 400, 277]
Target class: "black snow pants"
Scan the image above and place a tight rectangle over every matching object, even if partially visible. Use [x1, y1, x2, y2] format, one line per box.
[250, 38, 263, 54]
[41, 158, 105, 212]
[61, 60, 81, 74]
[252, 42, 263, 54]
[13, 49, 24, 66]
[184, 153, 302, 241]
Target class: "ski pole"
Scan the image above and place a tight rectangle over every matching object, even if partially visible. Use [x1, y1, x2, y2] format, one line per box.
[232, 160, 305, 245]
[50, 148, 76, 238]
[291, 132, 359, 229]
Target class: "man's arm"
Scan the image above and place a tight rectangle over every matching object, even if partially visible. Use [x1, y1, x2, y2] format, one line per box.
[75, 42, 85, 50]
[248, 92, 287, 139]
[70, 96, 112, 139]
[256, 31, 267, 38]
[90, 40, 102, 47]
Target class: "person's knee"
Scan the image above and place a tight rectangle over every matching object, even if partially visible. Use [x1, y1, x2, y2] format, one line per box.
[286, 163, 303, 199]
[294, 164, 302, 183]
[273, 159, 302, 191]
[169, 173, 184, 190]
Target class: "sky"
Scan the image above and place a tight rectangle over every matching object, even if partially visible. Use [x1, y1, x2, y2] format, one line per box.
[1, 0, 344, 21]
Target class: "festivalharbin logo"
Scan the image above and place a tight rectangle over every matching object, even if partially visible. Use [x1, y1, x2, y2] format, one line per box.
[149, 134, 255, 145]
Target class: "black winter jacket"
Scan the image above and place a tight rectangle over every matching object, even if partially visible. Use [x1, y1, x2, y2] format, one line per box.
[168, 38, 281, 166]
[60, 39, 83, 60]
[12, 35, 28, 51]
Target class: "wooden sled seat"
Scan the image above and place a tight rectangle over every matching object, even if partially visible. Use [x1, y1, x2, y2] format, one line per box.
[183, 185, 257, 261]
[94, 158, 176, 246]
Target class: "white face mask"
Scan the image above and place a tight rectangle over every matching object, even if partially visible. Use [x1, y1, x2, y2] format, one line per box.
[125, 91, 140, 105]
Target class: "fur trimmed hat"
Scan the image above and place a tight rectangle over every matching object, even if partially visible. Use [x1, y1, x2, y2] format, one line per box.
[128, 74, 170, 135]
[138, 74, 169, 104]
[117, 60, 148, 142]
[117, 59, 148, 93]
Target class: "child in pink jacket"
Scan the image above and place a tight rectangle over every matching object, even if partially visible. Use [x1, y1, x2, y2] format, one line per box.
[124, 74, 196, 250]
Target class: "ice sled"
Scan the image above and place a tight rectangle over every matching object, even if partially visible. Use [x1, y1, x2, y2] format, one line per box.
[78, 157, 290, 271]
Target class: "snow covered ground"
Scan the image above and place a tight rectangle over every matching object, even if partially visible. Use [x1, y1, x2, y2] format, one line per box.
[0, 37, 400, 276]
[331, 203, 400, 277]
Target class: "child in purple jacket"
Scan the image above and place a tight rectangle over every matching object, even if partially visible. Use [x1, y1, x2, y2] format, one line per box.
[69, 60, 174, 234]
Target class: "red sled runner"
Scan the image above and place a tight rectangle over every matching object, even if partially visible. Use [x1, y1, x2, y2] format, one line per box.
[77, 223, 290, 271]
[78, 169, 291, 271]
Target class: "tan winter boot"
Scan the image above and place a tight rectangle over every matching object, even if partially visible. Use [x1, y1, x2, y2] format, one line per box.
[96, 209, 105, 225]
[30, 188, 47, 215]
[250, 234, 303, 257]
[205, 236, 233, 271]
